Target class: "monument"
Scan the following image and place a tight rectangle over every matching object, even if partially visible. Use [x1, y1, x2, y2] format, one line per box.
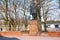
[29, 0, 38, 36]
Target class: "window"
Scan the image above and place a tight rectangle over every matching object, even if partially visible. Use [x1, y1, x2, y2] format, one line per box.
[55, 25, 59, 28]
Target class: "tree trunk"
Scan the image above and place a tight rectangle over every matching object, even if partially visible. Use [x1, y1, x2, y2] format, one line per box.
[4, 0, 9, 31]
[37, 7, 42, 32]
[44, 21, 47, 32]
[36, 0, 42, 32]
[44, 17, 47, 32]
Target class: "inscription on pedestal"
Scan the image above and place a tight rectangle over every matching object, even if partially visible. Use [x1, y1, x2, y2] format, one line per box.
[29, 20, 38, 36]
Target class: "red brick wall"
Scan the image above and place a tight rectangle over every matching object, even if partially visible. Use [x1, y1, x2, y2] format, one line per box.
[48, 32, 60, 37]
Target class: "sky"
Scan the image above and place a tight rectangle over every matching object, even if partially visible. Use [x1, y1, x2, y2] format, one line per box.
[0, 0, 60, 21]
[41, 0, 60, 21]
[49, 0, 60, 21]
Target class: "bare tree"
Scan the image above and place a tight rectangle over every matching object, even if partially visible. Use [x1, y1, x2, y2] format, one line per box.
[36, 0, 46, 32]
[21, 0, 29, 31]
[59, 0, 60, 8]
[42, 0, 59, 32]
[3, 0, 10, 31]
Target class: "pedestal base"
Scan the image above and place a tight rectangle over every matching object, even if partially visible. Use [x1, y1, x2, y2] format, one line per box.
[29, 20, 38, 36]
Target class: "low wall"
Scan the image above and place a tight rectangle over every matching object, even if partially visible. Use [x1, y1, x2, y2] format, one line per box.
[0, 31, 60, 36]
[21, 31, 29, 36]
[0, 31, 21, 36]
[48, 32, 60, 37]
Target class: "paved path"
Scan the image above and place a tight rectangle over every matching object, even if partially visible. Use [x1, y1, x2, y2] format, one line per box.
[16, 36, 60, 40]
[4, 36, 60, 40]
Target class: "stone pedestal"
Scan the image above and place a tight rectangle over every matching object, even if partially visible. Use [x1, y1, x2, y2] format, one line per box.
[29, 20, 38, 36]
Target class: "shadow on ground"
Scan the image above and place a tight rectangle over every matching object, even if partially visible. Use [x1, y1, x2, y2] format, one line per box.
[0, 35, 19, 40]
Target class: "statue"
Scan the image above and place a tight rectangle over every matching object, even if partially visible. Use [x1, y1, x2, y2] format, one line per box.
[30, 0, 37, 20]
[32, 13, 37, 20]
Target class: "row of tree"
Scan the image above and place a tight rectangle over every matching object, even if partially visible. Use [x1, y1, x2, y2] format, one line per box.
[0, 0, 60, 32]
[0, 0, 30, 31]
